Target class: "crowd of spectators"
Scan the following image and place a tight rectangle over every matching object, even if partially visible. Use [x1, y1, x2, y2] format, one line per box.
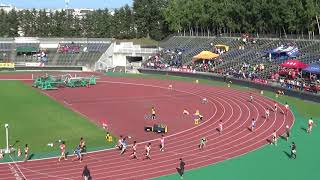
[36, 51, 48, 63]
[143, 41, 319, 94]
[144, 53, 168, 69]
[58, 42, 81, 54]
[144, 48, 184, 69]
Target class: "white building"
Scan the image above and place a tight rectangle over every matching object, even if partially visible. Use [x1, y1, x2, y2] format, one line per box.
[0, 3, 16, 12]
[0, 3, 94, 18]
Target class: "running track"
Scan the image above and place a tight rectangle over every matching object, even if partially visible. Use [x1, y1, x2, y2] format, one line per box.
[0, 74, 294, 180]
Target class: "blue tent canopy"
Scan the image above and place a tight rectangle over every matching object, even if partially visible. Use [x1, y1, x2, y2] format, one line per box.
[265, 45, 300, 60]
[303, 63, 320, 74]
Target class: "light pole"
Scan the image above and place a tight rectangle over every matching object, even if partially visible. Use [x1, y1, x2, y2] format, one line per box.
[4, 124, 10, 154]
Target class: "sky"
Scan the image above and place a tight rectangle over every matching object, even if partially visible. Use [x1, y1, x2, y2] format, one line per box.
[1, 0, 133, 9]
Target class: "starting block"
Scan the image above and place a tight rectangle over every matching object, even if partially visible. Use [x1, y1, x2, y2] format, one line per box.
[194, 119, 199, 125]
[105, 135, 113, 142]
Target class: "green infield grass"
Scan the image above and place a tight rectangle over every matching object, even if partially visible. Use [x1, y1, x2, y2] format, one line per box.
[0, 81, 115, 162]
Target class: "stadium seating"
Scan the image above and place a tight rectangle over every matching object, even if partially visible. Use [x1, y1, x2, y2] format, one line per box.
[0, 38, 112, 67]
[146, 36, 320, 85]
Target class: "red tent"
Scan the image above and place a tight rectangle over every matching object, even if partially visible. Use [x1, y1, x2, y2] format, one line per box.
[280, 59, 308, 69]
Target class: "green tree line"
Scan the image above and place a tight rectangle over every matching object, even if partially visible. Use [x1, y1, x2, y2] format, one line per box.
[0, 0, 319, 40]
[164, 0, 320, 37]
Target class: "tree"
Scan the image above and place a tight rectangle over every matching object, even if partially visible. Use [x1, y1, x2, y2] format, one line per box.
[133, 0, 169, 40]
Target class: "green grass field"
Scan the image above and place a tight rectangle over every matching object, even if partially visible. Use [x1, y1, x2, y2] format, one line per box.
[106, 72, 320, 180]
[0, 81, 115, 162]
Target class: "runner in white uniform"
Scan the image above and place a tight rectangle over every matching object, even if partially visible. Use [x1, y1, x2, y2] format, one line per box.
[249, 94, 253, 102]
[160, 135, 165, 151]
[219, 120, 223, 133]
[144, 143, 152, 160]
[272, 130, 277, 146]
[284, 102, 289, 115]
[251, 118, 256, 132]
[265, 108, 270, 119]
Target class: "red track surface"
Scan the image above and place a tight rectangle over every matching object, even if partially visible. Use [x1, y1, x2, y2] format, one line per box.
[0, 74, 294, 180]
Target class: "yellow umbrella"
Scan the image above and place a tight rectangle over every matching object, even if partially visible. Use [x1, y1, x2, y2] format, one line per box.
[193, 51, 219, 61]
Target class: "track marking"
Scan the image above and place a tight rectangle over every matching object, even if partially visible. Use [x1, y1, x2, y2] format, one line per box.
[8, 155, 27, 180]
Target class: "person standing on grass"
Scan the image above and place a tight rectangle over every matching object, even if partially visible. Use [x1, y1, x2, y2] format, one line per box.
[58, 141, 68, 162]
[290, 142, 297, 159]
[129, 141, 138, 159]
[284, 102, 289, 115]
[176, 158, 185, 179]
[307, 118, 314, 133]
[82, 165, 91, 180]
[0, 150, 3, 159]
[24, 144, 29, 162]
[285, 125, 290, 141]
[79, 137, 86, 153]
[144, 143, 152, 160]
[17, 146, 21, 157]
[271, 130, 277, 146]
[160, 135, 165, 152]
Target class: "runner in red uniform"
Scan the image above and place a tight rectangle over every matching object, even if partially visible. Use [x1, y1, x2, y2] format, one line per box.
[59, 141, 67, 162]
[307, 118, 314, 133]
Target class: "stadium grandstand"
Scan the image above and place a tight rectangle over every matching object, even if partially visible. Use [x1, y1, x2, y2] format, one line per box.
[1, 35, 319, 94]
[0, 38, 111, 66]
[144, 36, 320, 94]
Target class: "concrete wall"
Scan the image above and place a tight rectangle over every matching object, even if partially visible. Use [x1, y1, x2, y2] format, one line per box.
[6, 66, 83, 71]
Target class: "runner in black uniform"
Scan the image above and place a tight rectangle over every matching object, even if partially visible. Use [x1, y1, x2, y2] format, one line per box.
[290, 142, 297, 159]
[176, 158, 185, 179]
[151, 107, 156, 120]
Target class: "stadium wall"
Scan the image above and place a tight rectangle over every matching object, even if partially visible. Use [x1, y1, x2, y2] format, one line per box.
[0, 65, 83, 71]
[138, 68, 320, 103]
[14, 66, 83, 71]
